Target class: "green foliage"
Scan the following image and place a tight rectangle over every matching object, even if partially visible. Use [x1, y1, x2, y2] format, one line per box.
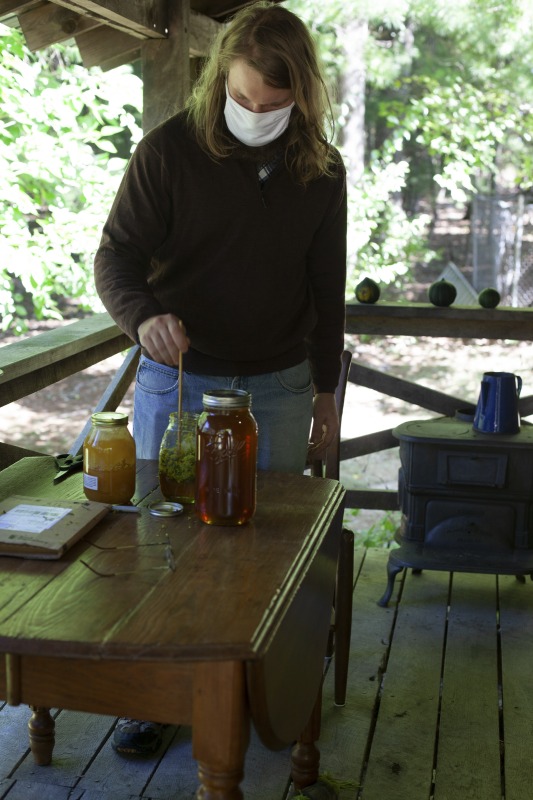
[288, 0, 533, 291]
[381, 75, 533, 201]
[0, 27, 142, 332]
[346, 157, 434, 292]
[3, 1, 533, 327]
[345, 509, 400, 548]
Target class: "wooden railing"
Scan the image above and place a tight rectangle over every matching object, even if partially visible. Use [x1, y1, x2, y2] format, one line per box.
[0, 313, 138, 469]
[2, 305, 533, 510]
[342, 301, 533, 511]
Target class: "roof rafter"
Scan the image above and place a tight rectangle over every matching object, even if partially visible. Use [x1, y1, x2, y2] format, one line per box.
[51, 0, 167, 38]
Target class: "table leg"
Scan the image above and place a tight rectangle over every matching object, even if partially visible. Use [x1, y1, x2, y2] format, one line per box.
[291, 684, 322, 792]
[28, 706, 55, 765]
[193, 661, 249, 800]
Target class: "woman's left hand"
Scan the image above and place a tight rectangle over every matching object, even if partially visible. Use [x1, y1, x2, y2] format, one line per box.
[307, 392, 339, 460]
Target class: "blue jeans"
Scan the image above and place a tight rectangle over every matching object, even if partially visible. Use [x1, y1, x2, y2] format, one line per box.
[132, 355, 314, 473]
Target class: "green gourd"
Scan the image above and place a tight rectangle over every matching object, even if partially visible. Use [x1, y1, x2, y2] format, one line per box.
[478, 287, 501, 308]
[428, 279, 457, 307]
[355, 277, 380, 304]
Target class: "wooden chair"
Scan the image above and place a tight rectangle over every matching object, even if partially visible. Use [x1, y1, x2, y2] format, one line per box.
[311, 349, 354, 706]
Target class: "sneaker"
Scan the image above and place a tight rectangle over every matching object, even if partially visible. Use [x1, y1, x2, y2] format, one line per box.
[112, 718, 163, 756]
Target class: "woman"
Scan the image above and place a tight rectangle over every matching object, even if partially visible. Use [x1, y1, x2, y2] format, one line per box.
[94, 0, 347, 489]
[94, 0, 347, 758]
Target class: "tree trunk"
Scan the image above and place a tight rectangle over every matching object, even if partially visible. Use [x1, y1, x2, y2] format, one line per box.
[338, 18, 368, 187]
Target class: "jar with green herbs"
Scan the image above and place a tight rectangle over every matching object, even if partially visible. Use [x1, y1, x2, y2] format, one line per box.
[158, 412, 199, 504]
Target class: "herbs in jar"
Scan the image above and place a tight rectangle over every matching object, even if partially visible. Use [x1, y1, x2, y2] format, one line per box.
[158, 412, 199, 504]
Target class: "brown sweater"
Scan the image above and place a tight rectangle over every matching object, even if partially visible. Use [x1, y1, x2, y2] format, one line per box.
[94, 111, 347, 392]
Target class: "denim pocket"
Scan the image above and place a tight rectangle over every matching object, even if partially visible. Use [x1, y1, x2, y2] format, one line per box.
[275, 361, 312, 394]
[136, 356, 178, 396]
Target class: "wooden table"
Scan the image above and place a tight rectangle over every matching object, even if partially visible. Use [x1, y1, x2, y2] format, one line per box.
[0, 457, 344, 799]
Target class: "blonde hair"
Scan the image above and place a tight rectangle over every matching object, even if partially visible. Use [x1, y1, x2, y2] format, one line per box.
[186, 1, 338, 184]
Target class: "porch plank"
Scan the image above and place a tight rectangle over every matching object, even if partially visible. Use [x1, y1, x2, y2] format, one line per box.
[0, 780, 15, 799]
[0, 701, 34, 774]
[498, 573, 533, 800]
[0, 781, 74, 798]
[433, 572, 501, 800]
[13, 710, 115, 786]
[318, 548, 398, 798]
[360, 565, 448, 800]
[73, 724, 181, 799]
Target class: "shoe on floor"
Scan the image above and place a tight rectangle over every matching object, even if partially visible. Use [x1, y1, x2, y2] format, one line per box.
[112, 718, 163, 756]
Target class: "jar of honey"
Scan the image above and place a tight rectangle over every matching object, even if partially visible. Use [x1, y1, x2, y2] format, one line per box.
[83, 412, 136, 504]
[195, 389, 258, 526]
[159, 411, 199, 504]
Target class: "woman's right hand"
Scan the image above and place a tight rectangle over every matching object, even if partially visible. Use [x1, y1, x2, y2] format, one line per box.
[138, 314, 190, 366]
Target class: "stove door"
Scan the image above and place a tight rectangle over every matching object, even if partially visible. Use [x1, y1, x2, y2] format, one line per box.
[425, 500, 515, 551]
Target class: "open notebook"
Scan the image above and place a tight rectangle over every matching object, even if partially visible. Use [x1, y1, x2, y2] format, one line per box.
[0, 495, 110, 559]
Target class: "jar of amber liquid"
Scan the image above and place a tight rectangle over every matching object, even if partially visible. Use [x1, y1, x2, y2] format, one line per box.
[159, 412, 199, 504]
[195, 389, 258, 526]
[83, 412, 136, 504]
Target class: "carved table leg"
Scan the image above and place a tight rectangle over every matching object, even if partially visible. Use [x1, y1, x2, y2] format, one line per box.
[291, 683, 322, 792]
[28, 706, 55, 765]
[193, 661, 249, 800]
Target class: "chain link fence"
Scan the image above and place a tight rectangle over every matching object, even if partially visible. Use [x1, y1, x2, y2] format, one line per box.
[470, 193, 533, 307]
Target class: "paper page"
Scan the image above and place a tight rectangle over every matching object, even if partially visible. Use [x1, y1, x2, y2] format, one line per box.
[0, 503, 72, 534]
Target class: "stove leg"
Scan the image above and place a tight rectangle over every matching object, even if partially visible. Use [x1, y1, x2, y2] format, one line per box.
[516, 574, 526, 584]
[377, 561, 404, 607]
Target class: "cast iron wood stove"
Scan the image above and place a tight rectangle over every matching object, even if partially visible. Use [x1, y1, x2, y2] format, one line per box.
[378, 416, 533, 606]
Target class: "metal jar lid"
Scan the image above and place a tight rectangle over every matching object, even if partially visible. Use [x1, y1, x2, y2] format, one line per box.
[148, 501, 184, 517]
[202, 389, 251, 409]
[91, 411, 129, 427]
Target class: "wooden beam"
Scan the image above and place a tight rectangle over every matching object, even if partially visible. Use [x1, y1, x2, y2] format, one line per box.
[18, 3, 100, 51]
[74, 10, 219, 72]
[76, 24, 140, 70]
[0, 443, 47, 472]
[142, 0, 191, 133]
[197, 1, 267, 20]
[340, 429, 398, 460]
[51, 0, 167, 38]
[68, 345, 140, 455]
[349, 362, 470, 417]
[345, 488, 398, 511]
[0, 0, 41, 15]
[346, 301, 533, 341]
[189, 9, 220, 57]
[0, 313, 132, 407]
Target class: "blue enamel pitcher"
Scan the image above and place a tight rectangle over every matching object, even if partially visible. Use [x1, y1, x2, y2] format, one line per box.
[473, 372, 522, 435]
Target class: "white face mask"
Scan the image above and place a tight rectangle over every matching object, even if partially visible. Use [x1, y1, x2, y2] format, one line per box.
[224, 83, 294, 147]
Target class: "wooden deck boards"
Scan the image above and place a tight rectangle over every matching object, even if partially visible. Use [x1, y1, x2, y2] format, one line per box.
[1, 547, 532, 799]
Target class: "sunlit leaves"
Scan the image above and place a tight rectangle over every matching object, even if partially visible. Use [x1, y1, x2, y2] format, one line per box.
[0, 26, 142, 332]
[288, 0, 533, 290]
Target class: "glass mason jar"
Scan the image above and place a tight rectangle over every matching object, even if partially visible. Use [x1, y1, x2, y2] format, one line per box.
[159, 411, 199, 504]
[83, 411, 136, 504]
[195, 389, 258, 526]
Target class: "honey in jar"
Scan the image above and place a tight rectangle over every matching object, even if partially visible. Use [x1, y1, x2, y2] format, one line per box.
[195, 389, 258, 526]
[83, 411, 136, 504]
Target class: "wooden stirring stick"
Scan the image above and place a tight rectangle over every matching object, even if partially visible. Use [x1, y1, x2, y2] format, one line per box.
[178, 350, 183, 421]
[177, 350, 183, 447]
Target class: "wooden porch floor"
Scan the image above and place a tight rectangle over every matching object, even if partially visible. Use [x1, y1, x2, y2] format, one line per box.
[1, 547, 532, 800]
